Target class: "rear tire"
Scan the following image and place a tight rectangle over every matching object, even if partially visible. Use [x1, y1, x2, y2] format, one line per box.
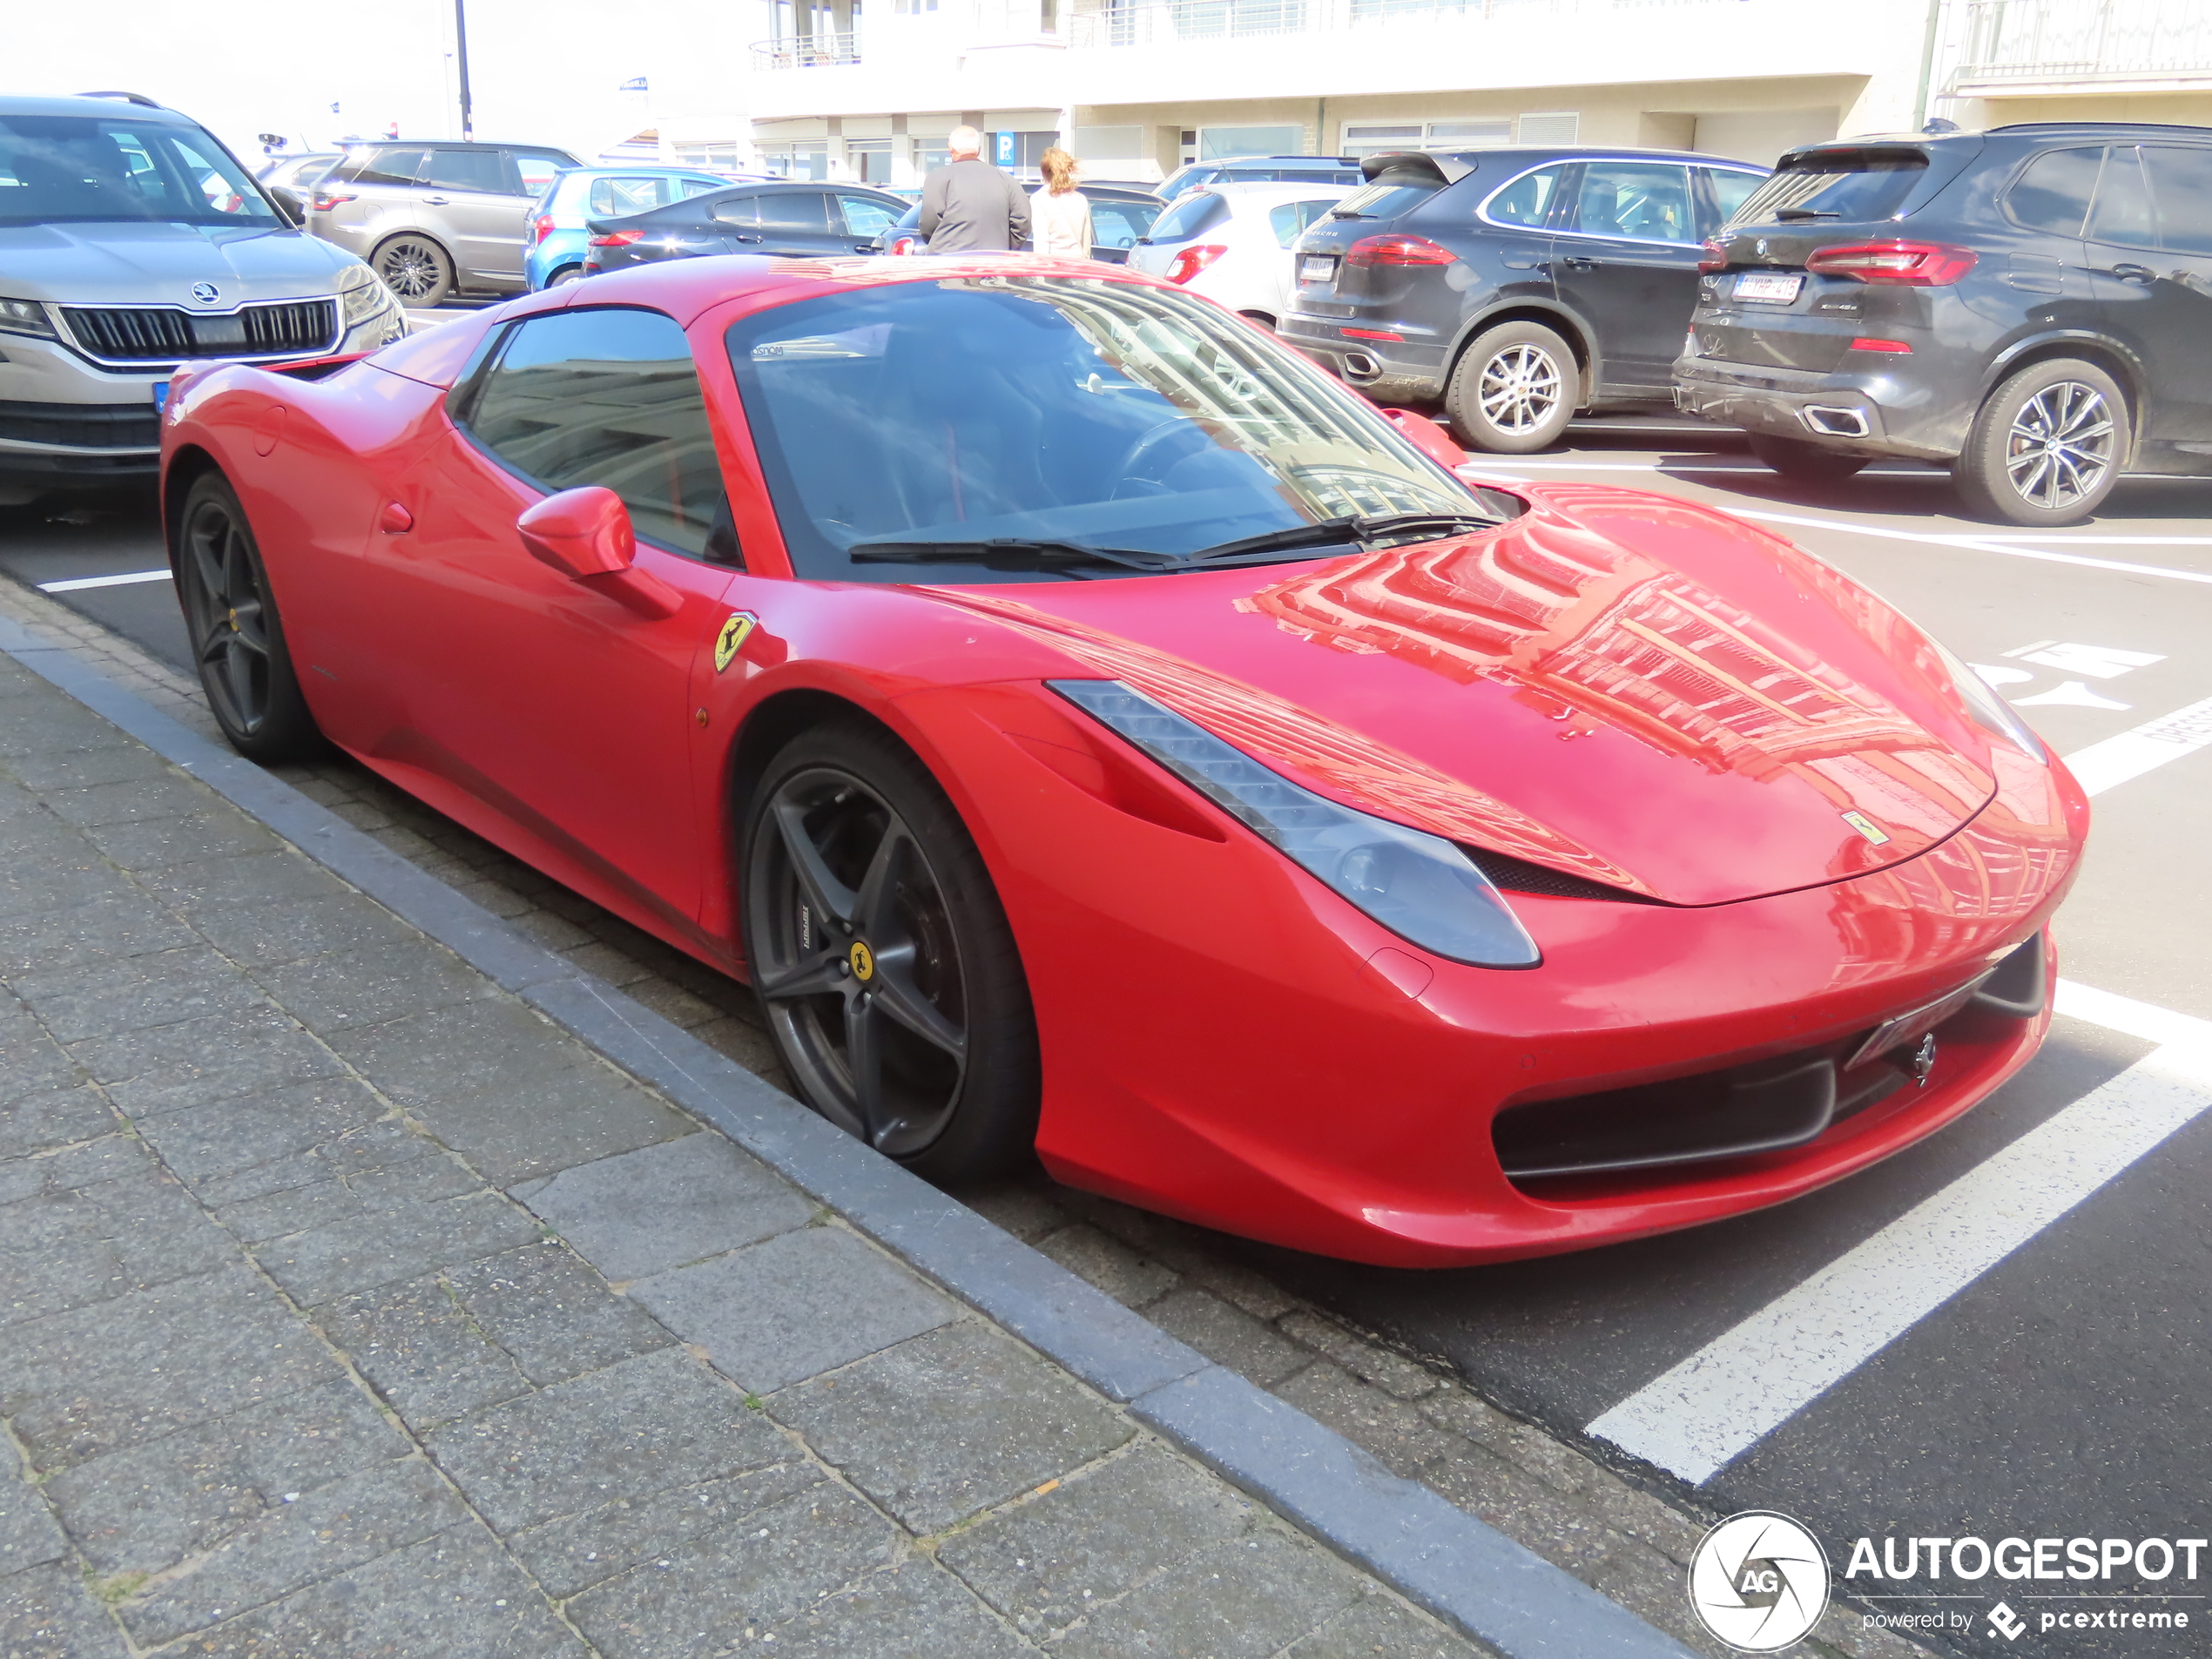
[372, 233, 454, 308]
[547, 266, 584, 287]
[741, 721, 1040, 1184]
[174, 473, 325, 763]
[1445, 320, 1578, 454]
[1749, 434, 1869, 482]
[1953, 357, 2128, 526]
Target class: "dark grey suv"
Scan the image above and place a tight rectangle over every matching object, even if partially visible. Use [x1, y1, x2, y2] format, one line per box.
[1285, 147, 1766, 451]
[1675, 122, 2212, 524]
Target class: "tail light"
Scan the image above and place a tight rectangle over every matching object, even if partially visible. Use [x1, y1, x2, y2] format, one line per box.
[532, 213, 555, 244]
[1164, 244, 1228, 284]
[888, 235, 918, 256]
[1345, 234, 1455, 267]
[308, 191, 356, 213]
[1698, 238, 1730, 273]
[587, 229, 645, 247]
[1805, 240, 1979, 286]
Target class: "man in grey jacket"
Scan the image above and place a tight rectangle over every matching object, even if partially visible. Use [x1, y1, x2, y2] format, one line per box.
[917, 126, 1032, 253]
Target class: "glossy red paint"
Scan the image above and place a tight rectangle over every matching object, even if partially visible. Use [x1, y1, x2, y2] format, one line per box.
[160, 254, 2087, 1266]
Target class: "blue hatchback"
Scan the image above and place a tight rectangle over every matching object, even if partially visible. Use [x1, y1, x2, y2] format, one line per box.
[526, 166, 749, 289]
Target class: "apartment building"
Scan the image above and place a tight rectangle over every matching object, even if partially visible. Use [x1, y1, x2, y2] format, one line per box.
[735, 0, 1944, 187]
[1931, 0, 2212, 128]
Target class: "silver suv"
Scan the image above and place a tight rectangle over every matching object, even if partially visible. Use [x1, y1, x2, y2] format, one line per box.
[0, 93, 406, 492]
[307, 141, 580, 307]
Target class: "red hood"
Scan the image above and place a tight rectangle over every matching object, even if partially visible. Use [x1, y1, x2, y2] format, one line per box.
[933, 484, 2004, 907]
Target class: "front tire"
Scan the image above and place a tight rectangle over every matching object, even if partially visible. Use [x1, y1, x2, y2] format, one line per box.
[1953, 358, 2128, 526]
[174, 473, 324, 762]
[547, 266, 584, 287]
[1749, 434, 1869, 482]
[742, 721, 1040, 1183]
[1445, 320, 1577, 454]
[372, 233, 454, 307]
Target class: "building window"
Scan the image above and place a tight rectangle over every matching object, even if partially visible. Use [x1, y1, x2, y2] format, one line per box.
[846, 138, 894, 184]
[676, 142, 743, 169]
[1517, 111, 1580, 145]
[1343, 120, 1512, 158]
[759, 140, 831, 180]
[1199, 125, 1303, 162]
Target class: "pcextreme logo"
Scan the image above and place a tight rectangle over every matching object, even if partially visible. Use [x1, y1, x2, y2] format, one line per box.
[1689, 1510, 1831, 1651]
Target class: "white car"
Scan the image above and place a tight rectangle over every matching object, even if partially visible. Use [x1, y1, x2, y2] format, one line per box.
[1124, 181, 1352, 329]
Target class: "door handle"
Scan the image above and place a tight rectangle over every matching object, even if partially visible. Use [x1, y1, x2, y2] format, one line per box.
[1559, 255, 1596, 271]
[853, 242, 875, 253]
[2110, 262, 2157, 285]
[733, 233, 762, 244]
[422, 195, 450, 206]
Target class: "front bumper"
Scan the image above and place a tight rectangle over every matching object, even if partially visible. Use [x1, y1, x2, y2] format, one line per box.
[904, 682, 2088, 1266]
[1673, 353, 1968, 462]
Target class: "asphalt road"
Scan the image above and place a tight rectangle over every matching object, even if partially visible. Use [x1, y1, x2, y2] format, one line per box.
[3, 419, 2207, 1656]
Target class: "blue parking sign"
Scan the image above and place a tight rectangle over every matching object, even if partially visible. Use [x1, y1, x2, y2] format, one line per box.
[994, 132, 1015, 167]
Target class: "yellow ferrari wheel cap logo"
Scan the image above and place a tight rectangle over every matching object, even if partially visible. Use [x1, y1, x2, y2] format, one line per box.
[1841, 810, 1892, 846]
[713, 612, 759, 673]
[848, 941, 874, 981]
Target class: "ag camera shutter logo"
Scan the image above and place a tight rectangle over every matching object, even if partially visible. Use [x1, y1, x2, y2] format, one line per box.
[1689, 1510, 1831, 1651]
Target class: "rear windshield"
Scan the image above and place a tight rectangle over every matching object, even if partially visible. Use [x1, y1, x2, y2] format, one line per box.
[0, 114, 279, 228]
[1329, 180, 1439, 219]
[1728, 150, 1928, 227]
[1147, 190, 1229, 242]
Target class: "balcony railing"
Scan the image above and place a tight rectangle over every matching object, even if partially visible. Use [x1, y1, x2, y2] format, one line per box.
[1064, 0, 1763, 46]
[750, 30, 861, 68]
[1952, 0, 2212, 82]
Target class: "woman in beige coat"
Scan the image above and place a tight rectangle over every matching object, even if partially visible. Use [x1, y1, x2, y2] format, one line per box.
[1029, 147, 1093, 259]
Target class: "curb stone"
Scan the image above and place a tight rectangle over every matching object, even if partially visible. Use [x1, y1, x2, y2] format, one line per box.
[0, 612, 1694, 1659]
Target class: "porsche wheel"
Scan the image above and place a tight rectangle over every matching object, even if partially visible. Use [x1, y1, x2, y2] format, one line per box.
[1446, 320, 1577, 454]
[743, 723, 1040, 1183]
[175, 473, 324, 762]
[373, 233, 453, 307]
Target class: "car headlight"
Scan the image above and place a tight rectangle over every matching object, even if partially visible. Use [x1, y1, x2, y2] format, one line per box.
[1050, 679, 1541, 968]
[0, 297, 57, 339]
[1931, 640, 2047, 761]
[335, 262, 395, 326]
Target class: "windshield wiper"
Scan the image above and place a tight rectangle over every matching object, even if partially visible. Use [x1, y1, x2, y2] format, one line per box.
[1177, 512, 1494, 564]
[846, 537, 1179, 574]
[1773, 208, 1841, 220]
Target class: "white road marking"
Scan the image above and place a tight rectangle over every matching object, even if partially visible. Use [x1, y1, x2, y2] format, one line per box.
[2060, 695, 2212, 794]
[38, 570, 172, 593]
[2016, 680, 2130, 711]
[1491, 460, 1942, 478]
[1728, 509, 2212, 588]
[1586, 981, 2212, 1485]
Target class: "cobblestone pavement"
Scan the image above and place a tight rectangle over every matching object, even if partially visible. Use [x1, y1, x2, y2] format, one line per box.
[0, 572, 1922, 1659]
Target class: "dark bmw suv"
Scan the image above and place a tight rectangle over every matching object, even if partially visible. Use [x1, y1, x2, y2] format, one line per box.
[1285, 146, 1767, 451]
[1676, 123, 2212, 525]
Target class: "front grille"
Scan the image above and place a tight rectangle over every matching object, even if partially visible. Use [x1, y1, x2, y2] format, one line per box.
[1463, 846, 1672, 906]
[0, 400, 159, 450]
[59, 299, 338, 363]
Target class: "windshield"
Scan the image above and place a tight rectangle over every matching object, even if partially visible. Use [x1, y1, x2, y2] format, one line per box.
[725, 275, 1488, 583]
[0, 114, 279, 228]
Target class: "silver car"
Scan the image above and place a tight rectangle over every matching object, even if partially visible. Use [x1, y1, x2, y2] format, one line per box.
[0, 93, 406, 492]
[306, 140, 580, 307]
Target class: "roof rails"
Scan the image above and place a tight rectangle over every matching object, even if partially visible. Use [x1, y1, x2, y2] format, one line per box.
[78, 90, 165, 109]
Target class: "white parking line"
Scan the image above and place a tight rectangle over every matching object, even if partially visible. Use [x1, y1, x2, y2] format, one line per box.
[1495, 460, 1943, 478]
[1586, 982, 2212, 1485]
[1730, 509, 2212, 588]
[2061, 696, 2212, 794]
[37, 570, 172, 593]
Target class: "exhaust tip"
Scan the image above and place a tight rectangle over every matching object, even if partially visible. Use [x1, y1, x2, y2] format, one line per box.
[1803, 405, 1871, 438]
[1341, 352, 1381, 378]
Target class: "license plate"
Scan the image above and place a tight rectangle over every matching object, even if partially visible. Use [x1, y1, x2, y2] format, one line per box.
[1299, 254, 1337, 284]
[1733, 270, 1803, 304]
[1846, 979, 1986, 1070]
[152, 381, 170, 411]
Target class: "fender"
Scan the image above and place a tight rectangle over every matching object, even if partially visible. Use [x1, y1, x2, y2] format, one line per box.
[1978, 326, 2151, 463]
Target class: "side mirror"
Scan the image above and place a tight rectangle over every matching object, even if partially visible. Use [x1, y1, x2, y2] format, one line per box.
[1379, 407, 1468, 471]
[516, 487, 682, 618]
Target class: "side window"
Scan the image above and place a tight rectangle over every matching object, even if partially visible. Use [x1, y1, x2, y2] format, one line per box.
[424, 149, 509, 194]
[1484, 163, 1567, 229]
[838, 194, 900, 237]
[590, 175, 671, 216]
[1268, 199, 1336, 247]
[1570, 161, 1695, 244]
[757, 192, 831, 232]
[710, 195, 761, 226]
[2141, 145, 2212, 255]
[1090, 199, 1157, 249]
[348, 147, 425, 187]
[1148, 190, 1229, 242]
[511, 152, 565, 197]
[678, 176, 727, 199]
[2088, 147, 2157, 247]
[1703, 168, 1765, 230]
[2007, 146, 2103, 237]
[464, 308, 732, 562]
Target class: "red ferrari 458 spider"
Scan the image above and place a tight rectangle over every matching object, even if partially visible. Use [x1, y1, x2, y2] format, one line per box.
[158, 254, 2086, 1267]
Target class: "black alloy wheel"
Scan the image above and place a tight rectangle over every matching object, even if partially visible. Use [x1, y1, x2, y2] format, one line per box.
[743, 723, 1040, 1183]
[1953, 357, 2129, 527]
[1749, 434, 1870, 483]
[372, 233, 454, 307]
[174, 473, 323, 761]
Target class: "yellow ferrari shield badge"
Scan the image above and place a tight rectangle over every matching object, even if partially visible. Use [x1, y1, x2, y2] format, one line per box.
[713, 612, 759, 673]
[1841, 810, 1892, 846]
[848, 941, 875, 981]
